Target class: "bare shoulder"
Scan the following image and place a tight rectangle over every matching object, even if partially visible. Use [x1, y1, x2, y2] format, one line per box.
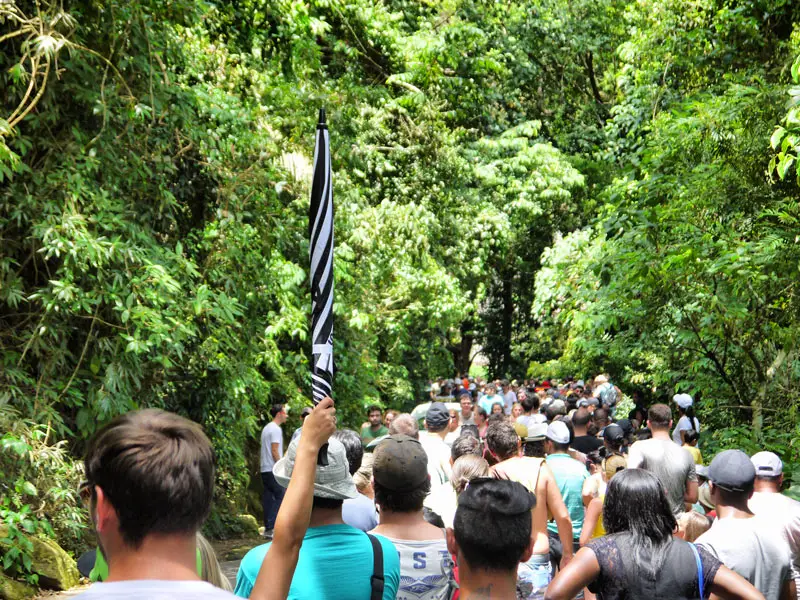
[538, 461, 556, 490]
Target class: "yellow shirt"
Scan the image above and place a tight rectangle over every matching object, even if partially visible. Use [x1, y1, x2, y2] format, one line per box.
[592, 494, 606, 539]
[683, 444, 703, 465]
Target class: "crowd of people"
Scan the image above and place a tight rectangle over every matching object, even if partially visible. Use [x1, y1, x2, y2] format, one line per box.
[73, 375, 800, 600]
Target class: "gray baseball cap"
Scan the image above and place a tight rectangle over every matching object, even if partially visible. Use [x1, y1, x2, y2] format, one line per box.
[708, 449, 755, 492]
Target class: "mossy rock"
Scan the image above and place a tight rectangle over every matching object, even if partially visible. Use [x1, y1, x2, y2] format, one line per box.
[0, 527, 79, 591]
[0, 572, 36, 600]
[234, 514, 260, 538]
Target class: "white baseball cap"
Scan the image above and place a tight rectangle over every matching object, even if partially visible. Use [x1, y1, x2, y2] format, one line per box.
[751, 451, 783, 477]
[545, 421, 570, 445]
[524, 423, 548, 442]
[673, 393, 693, 410]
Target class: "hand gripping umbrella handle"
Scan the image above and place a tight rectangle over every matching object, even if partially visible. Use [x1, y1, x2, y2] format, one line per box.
[317, 443, 329, 466]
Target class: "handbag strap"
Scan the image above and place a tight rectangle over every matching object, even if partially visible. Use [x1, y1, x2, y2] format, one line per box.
[366, 533, 385, 600]
[689, 542, 705, 599]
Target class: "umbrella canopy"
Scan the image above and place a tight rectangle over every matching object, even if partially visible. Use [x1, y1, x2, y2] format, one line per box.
[309, 108, 334, 406]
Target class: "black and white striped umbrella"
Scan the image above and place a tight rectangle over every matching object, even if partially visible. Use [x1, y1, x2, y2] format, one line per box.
[309, 108, 334, 407]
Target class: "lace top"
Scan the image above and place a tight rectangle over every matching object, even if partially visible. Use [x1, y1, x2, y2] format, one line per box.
[586, 532, 721, 599]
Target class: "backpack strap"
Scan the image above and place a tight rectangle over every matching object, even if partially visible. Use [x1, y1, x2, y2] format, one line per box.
[366, 533, 385, 600]
[689, 542, 705, 599]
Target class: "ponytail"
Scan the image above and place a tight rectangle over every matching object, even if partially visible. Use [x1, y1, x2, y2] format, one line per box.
[684, 404, 699, 431]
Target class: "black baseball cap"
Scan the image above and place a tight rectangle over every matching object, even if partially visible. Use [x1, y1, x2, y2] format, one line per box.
[603, 424, 625, 443]
[426, 402, 451, 429]
[708, 449, 756, 492]
[615, 418, 633, 436]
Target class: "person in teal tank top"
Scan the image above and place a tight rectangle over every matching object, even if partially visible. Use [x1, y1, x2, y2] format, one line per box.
[544, 421, 589, 539]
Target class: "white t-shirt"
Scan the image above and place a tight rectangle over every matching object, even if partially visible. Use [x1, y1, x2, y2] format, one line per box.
[418, 431, 452, 491]
[749, 491, 800, 600]
[260, 422, 283, 472]
[75, 580, 235, 599]
[424, 482, 458, 528]
[385, 537, 454, 600]
[444, 426, 461, 447]
[516, 414, 546, 428]
[672, 415, 700, 444]
[697, 515, 791, 600]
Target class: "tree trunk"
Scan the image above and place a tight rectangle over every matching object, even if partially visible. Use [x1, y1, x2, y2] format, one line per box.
[751, 347, 789, 441]
[751, 387, 764, 442]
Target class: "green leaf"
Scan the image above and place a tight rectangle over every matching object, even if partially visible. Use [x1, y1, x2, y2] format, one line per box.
[777, 154, 795, 180]
[771, 127, 786, 150]
[21, 482, 37, 497]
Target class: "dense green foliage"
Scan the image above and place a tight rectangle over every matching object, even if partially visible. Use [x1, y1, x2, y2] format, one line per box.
[530, 2, 800, 452]
[2, 0, 800, 577]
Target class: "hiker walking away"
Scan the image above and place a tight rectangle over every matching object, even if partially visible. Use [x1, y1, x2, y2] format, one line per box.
[672, 393, 701, 445]
[76, 409, 235, 599]
[545, 468, 764, 600]
[697, 450, 794, 600]
[372, 435, 455, 600]
[749, 451, 800, 599]
[626, 403, 698, 515]
[235, 436, 400, 599]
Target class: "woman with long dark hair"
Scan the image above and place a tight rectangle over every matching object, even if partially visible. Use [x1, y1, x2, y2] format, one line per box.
[544, 469, 763, 600]
[673, 393, 701, 444]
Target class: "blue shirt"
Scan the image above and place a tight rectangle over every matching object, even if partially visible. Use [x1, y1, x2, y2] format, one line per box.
[234, 524, 399, 600]
[342, 494, 379, 532]
[546, 453, 588, 537]
[478, 394, 504, 415]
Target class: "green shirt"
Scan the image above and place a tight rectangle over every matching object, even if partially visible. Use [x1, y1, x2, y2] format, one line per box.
[546, 453, 589, 538]
[360, 424, 388, 446]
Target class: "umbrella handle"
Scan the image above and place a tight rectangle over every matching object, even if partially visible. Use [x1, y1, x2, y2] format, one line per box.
[317, 443, 329, 466]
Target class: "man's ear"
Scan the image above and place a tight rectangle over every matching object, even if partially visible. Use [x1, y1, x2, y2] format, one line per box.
[520, 532, 535, 564]
[93, 486, 119, 535]
[446, 527, 458, 558]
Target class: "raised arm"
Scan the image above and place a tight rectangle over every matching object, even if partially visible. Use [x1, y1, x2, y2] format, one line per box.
[250, 398, 336, 600]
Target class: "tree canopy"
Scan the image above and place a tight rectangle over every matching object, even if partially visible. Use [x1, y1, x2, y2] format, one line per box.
[2, 0, 800, 580]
